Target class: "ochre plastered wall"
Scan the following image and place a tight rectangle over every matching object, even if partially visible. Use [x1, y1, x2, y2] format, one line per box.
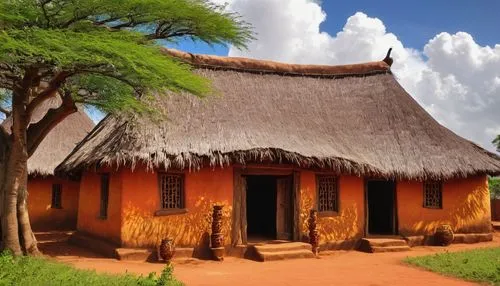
[299, 172, 365, 244]
[77, 168, 122, 244]
[28, 176, 79, 231]
[120, 166, 233, 249]
[397, 175, 491, 236]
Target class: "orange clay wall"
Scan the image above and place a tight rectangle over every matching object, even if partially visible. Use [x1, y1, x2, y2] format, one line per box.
[299, 172, 365, 245]
[76, 169, 122, 244]
[28, 176, 79, 231]
[120, 167, 233, 249]
[397, 175, 491, 236]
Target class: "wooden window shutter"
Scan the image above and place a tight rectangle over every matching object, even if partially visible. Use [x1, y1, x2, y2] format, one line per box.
[100, 173, 110, 218]
[316, 175, 339, 212]
[159, 173, 184, 209]
[51, 184, 62, 209]
[423, 181, 442, 209]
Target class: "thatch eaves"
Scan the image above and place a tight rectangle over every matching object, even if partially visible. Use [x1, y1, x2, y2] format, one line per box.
[56, 50, 500, 180]
[2, 98, 94, 176]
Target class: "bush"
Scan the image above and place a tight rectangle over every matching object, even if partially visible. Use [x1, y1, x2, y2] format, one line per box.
[0, 251, 183, 286]
[490, 176, 500, 199]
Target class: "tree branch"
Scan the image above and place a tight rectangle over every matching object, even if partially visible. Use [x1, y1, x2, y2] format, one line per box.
[26, 90, 77, 157]
[40, 0, 54, 27]
[146, 27, 197, 40]
[0, 106, 11, 117]
[75, 68, 143, 96]
[26, 71, 71, 116]
[0, 79, 14, 89]
[0, 64, 20, 87]
[59, 4, 101, 29]
[60, 14, 90, 28]
[0, 122, 9, 139]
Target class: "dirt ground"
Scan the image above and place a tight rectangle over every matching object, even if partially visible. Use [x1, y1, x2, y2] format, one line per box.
[37, 231, 500, 286]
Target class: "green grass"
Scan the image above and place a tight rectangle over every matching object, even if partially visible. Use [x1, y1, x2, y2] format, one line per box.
[0, 251, 183, 286]
[405, 247, 500, 285]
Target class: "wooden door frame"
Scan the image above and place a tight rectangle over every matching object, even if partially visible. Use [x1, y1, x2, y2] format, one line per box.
[364, 179, 398, 237]
[276, 176, 293, 240]
[232, 166, 301, 245]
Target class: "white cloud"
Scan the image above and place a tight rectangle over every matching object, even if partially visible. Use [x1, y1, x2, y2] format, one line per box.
[215, 0, 500, 152]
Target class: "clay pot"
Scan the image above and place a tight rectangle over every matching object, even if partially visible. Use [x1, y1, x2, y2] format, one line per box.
[211, 247, 225, 262]
[435, 224, 454, 246]
[159, 238, 176, 263]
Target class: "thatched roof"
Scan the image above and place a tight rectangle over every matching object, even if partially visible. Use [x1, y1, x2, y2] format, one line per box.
[56, 49, 500, 180]
[2, 98, 94, 176]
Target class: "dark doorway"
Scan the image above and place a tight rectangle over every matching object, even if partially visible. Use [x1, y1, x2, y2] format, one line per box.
[367, 180, 396, 235]
[246, 176, 277, 240]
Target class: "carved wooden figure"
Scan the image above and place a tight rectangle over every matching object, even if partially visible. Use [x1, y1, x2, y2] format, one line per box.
[211, 205, 225, 261]
[308, 209, 319, 255]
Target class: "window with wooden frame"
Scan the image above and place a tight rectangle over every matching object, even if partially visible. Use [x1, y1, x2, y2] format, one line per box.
[99, 173, 110, 219]
[316, 175, 339, 214]
[158, 173, 185, 210]
[51, 184, 62, 209]
[423, 181, 442, 209]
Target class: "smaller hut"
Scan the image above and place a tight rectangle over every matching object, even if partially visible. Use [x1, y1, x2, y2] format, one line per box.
[2, 98, 94, 231]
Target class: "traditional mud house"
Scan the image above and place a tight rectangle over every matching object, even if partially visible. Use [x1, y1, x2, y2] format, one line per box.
[56, 49, 500, 257]
[2, 98, 94, 231]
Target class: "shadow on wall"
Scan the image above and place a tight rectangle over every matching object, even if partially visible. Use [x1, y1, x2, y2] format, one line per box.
[300, 189, 362, 244]
[31, 215, 77, 231]
[401, 180, 491, 236]
[121, 197, 232, 258]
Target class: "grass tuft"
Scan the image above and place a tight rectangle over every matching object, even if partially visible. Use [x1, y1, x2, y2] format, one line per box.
[0, 251, 183, 286]
[404, 247, 500, 285]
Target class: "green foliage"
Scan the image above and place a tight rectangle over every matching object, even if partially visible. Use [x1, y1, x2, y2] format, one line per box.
[0, 0, 252, 115]
[1, 26, 206, 113]
[494, 135, 500, 153]
[0, 0, 252, 48]
[156, 264, 179, 286]
[0, 251, 183, 286]
[405, 248, 500, 285]
[490, 176, 500, 199]
[0, 89, 8, 105]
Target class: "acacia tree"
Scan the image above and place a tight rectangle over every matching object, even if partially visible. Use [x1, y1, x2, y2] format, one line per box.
[0, 0, 251, 256]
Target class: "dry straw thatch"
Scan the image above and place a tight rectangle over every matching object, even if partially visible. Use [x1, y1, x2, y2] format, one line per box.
[56, 49, 500, 180]
[1, 97, 94, 176]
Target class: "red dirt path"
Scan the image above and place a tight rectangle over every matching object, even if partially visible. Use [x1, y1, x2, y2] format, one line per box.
[38, 231, 500, 286]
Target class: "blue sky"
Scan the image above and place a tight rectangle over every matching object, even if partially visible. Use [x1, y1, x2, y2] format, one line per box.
[170, 0, 500, 57]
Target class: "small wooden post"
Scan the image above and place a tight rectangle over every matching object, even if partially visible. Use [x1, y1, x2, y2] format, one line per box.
[308, 209, 319, 255]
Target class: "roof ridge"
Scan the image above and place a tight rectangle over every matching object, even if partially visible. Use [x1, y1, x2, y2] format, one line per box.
[162, 48, 392, 77]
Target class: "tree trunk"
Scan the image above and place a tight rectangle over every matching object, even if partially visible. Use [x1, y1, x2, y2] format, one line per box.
[0, 77, 75, 255]
[0, 87, 39, 256]
[0, 130, 9, 251]
[1, 140, 24, 256]
[17, 167, 40, 255]
[0, 141, 39, 255]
